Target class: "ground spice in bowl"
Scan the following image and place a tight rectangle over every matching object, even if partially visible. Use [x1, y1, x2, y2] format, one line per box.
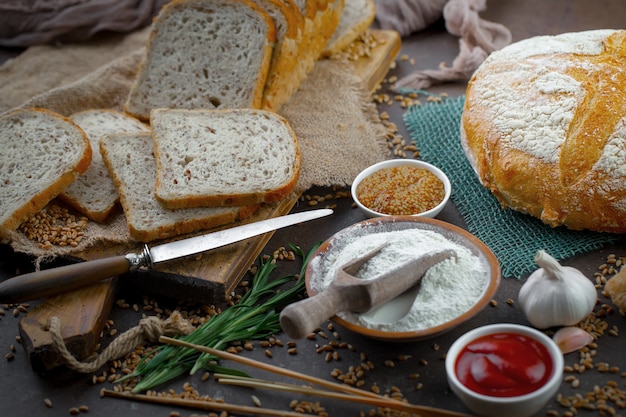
[356, 165, 445, 215]
[351, 159, 451, 219]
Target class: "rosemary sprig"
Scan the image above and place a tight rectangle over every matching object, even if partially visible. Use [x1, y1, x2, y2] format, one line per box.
[121, 242, 320, 393]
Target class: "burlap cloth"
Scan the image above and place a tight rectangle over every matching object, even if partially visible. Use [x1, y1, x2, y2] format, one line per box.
[0, 27, 388, 261]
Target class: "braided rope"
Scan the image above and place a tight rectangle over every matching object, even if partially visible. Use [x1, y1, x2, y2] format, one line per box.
[47, 311, 194, 373]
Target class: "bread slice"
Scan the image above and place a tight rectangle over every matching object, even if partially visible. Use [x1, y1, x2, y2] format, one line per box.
[291, 0, 344, 83]
[100, 132, 259, 242]
[322, 0, 375, 56]
[57, 109, 150, 223]
[0, 108, 91, 237]
[254, 0, 305, 112]
[125, 0, 276, 122]
[150, 108, 301, 209]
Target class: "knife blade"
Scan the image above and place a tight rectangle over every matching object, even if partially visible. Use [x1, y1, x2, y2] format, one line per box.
[0, 208, 333, 303]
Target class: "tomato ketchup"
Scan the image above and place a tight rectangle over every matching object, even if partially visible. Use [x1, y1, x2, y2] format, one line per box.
[455, 332, 554, 397]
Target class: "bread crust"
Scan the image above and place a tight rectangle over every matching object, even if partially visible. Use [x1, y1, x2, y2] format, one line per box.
[0, 108, 91, 236]
[58, 109, 149, 223]
[290, 0, 343, 86]
[322, 0, 375, 57]
[256, 0, 305, 111]
[461, 29, 626, 233]
[100, 132, 260, 242]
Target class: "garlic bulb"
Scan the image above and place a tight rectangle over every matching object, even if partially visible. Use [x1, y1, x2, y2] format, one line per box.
[518, 250, 597, 329]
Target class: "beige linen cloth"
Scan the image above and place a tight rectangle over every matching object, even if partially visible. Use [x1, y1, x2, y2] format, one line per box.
[375, 0, 511, 89]
[0, 27, 389, 261]
[0, 0, 168, 47]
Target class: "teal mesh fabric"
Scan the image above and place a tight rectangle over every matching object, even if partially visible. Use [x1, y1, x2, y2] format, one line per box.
[403, 96, 624, 279]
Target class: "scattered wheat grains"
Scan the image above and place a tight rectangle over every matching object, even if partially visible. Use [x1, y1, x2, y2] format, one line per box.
[18, 204, 88, 249]
[550, 254, 626, 416]
[88, 246, 309, 414]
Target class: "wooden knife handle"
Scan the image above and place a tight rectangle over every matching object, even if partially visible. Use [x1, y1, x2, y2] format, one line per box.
[0, 255, 130, 303]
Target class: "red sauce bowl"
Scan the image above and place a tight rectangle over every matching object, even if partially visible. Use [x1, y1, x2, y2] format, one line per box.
[445, 324, 564, 417]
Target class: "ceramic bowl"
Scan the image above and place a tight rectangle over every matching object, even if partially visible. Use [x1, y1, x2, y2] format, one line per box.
[445, 323, 564, 417]
[351, 159, 451, 218]
[305, 216, 501, 342]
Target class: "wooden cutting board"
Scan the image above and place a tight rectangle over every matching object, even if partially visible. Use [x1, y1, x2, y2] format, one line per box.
[18, 29, 401, 371]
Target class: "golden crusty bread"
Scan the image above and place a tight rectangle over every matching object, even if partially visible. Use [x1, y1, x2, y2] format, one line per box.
[321, 0, 375, 57]
[100, 131, 259, 242]
[461, 29, 626, 233]
[254, 0, 304, 112]
[125, 0, 276, 122]
[150, 108, 301, 210]
[0, 108, 92, 237]
[604, 267, 626, 313]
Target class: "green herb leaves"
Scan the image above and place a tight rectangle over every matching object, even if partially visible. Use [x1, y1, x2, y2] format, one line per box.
[122, 242, 320, 392]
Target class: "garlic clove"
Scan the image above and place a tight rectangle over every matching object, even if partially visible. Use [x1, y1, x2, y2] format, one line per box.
[553, 326, 594, 354]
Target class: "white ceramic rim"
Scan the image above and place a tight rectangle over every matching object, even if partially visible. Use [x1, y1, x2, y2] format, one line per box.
[445, 323, 564, 403]
[351, 159, 452, 218]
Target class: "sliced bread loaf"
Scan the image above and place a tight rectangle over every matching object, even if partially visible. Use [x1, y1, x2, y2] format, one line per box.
[100, 132, 259, 242]
[150, 108, 301, 209]
[254, 0, 304, 112]
[58, 109, 150, 223]
[289, 0, 344, 86]
[0, 108, 91, 237]
[322, 0, 375, 56]
[125, 0, 276, 121]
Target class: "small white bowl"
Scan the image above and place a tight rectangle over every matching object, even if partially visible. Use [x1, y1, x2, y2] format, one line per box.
[445, 324, 564, 417]
[351, 159, 451, 218]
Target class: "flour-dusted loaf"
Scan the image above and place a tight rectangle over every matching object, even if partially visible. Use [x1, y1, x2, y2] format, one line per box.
[322, 0, 375, 57]
[151, 108, 301, 209]
[58, 109, 150, 222]
[461, 29, 626, 233]
[0, 108, 91, 236]
[100, 132, 259, 242]
[125, 0, 276, 121]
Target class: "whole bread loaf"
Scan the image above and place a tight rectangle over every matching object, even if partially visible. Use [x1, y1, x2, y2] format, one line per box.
[461, 29, 626, 233]
[0, 108, 91, 236]
[151, 108, 301, 209]
[60, 109, 150, 222]
[125, 0, 276, 121]
[100, 132, 259, 242]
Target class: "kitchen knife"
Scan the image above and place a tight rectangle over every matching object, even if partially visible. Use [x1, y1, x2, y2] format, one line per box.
[0, 208, 333, 303]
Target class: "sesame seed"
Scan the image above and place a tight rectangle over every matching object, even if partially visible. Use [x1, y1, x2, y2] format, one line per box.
[356, 166, 445, 215]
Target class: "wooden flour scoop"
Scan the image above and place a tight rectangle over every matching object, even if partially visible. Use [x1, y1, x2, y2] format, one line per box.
[280, 245, 456, 339]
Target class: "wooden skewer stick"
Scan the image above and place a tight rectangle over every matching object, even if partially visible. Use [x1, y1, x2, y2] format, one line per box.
[160, 335, 380, 399]
[100, 389, 317, 417]
[216, 375, 437, 413]
[160, 336, 473, 417]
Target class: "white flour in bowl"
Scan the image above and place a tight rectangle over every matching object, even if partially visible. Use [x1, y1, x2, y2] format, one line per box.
[308, 227, 489, 333]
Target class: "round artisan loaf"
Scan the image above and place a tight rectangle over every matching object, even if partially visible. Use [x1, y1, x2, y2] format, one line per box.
[461, 29, 626, 233]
